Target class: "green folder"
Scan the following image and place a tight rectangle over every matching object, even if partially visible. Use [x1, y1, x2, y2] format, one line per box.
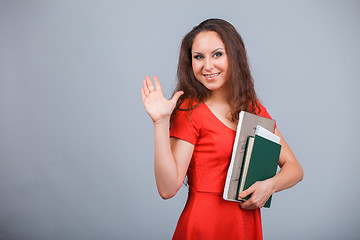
[237, 135, 281, 208]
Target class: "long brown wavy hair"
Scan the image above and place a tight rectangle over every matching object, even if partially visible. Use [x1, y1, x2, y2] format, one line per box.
[171, 18, 260, 122]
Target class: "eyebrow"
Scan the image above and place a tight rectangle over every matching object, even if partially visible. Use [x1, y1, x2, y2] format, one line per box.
[192, 48, 224, 55]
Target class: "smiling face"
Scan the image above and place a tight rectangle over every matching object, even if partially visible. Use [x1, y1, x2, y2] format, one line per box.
[191, 31, 229, 94]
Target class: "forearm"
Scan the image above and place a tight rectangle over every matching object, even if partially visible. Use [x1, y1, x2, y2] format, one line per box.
[270, 160, 303, 193]
[271, 128, 304, 193]
[153, 119, 181, 199]
[141, 76, 187, 199]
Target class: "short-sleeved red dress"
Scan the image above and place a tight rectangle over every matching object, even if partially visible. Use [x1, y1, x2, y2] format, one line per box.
[170, 99, 275, 240]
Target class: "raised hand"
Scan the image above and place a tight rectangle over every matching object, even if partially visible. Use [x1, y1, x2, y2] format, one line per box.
[141, 76, 184, 125]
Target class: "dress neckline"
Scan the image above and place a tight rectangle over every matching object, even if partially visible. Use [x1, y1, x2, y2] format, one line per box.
[202, 103, 237, 132]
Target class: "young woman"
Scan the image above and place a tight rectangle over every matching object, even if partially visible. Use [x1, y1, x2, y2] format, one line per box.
[141, 18, 303, 240]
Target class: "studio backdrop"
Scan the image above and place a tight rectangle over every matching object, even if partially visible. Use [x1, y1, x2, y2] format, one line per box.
[0, 1, 359, 239]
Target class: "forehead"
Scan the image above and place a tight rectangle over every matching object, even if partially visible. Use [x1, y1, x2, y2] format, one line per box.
[192, 31, 225, 52]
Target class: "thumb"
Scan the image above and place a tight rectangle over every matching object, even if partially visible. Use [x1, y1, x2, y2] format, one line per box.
[170, 91, 184, 104]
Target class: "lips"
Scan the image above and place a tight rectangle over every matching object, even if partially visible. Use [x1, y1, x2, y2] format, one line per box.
[203, 73, 220, 80]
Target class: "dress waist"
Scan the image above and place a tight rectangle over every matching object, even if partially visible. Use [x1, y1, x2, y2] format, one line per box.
[188, 186, 222, 196]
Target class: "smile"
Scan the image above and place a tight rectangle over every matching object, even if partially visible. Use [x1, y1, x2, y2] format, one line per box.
[203, 73, 220, 78]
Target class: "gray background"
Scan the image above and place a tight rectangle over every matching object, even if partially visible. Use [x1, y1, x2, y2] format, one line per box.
[1, 0, 359, 239]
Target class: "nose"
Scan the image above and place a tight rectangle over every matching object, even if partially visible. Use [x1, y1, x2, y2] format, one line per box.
[204, 58, 214, 71]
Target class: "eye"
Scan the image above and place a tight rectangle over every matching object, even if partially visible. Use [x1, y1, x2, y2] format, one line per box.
[213, 52, 223, 57]
[194, 54, 204, 60]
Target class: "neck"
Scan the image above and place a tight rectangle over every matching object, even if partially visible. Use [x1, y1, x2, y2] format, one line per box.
[208, 86, 229, 104]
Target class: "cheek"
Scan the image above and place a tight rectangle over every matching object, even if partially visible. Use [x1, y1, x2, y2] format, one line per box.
[222, 59, 229, 71]
[192, 62, 202, 75]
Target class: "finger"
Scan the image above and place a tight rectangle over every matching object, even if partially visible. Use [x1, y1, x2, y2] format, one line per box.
[239, 200, 251, 209]
[238, 197, 249, 209]
[143, 80, 149, 95]
[239, 201, 248, 209]
[240, 200, 256, 210]
[145, 75, 155, 92]
[239, 185, 255, 199]
[153, 76, 162, 93]
[141, 88, 146, 102]
[170, 91, 184, 105]
[239, 191, 257, 209]
[239, 190, 249, 199]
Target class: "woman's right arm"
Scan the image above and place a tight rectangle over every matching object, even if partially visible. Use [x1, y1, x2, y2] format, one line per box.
[141, 76, 193, 199]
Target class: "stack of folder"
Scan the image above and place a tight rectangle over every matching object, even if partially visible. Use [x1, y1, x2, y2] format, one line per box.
[223, 111, 281, 208]
[237, 126, 281, 208]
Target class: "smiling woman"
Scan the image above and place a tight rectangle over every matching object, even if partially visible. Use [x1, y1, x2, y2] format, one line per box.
[191, 31, 229, 95]
[173, 19, 260, 123]
[141, 18, 303, 240]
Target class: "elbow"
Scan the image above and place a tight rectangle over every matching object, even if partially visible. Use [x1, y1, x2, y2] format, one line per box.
[156, 180, 182, 200]
[296, 164, 304, 183]
[299, 167, 304, 182]
[159, 190, 176, 200]
[157, 178, 182, 200]
[158, 186, 179, 199]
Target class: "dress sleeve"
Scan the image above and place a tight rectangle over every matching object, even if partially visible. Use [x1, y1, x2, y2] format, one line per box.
[257, 101, 277, 130]
[170, 108, 200, 146]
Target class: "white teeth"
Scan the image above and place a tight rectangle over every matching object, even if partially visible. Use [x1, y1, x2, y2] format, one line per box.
[204, 73, 220, 78]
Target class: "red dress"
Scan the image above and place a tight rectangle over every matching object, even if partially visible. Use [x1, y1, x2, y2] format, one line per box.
[170, 100, 274, 240]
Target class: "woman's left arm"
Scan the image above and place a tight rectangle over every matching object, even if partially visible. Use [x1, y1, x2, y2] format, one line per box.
[239, 127, 304, 209]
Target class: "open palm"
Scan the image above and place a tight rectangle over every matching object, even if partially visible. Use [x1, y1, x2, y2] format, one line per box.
[141, 76, 183, 124]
